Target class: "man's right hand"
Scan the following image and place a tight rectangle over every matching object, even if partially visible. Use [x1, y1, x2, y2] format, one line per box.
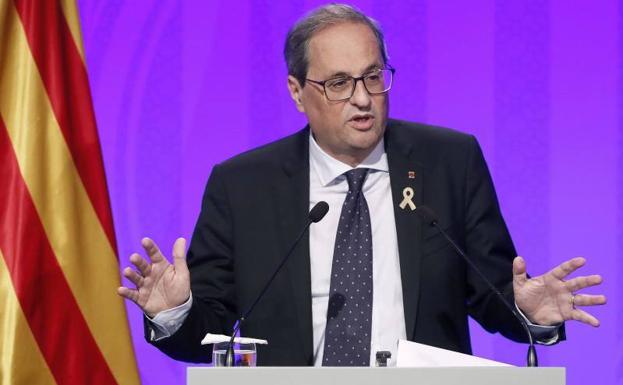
[117, 237, 191, 317]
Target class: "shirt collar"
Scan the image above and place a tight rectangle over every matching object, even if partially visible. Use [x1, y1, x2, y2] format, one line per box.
[309, 133, 389, 187]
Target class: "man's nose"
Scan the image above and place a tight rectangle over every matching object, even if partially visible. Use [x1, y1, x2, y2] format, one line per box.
[349, 79, 372, 108]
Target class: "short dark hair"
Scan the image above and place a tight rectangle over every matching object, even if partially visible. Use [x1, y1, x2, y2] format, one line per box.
[284, 4, 388, 86]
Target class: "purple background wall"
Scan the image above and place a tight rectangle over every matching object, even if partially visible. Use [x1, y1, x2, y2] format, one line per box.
[77, 1, 621, 384]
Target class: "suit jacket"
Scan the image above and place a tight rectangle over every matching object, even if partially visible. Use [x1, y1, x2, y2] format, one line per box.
[147, 119, 545, 365]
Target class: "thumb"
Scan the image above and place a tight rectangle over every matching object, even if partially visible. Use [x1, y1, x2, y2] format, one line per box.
[513, 256, 528, 288]
[172, 237, 188, 274]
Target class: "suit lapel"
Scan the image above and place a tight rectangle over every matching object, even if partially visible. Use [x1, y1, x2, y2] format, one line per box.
[385, 123, 424, 341]
[275, 129, 314, 364]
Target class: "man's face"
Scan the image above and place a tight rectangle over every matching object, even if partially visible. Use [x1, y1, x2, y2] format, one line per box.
[288, 22, 388, 166]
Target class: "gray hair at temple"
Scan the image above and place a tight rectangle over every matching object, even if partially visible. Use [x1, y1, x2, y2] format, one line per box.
[284, 4, 389, 86]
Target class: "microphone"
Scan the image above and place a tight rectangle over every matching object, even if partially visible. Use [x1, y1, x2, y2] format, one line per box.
[225, 201, 329, 366]
[415, 205, 538, 367]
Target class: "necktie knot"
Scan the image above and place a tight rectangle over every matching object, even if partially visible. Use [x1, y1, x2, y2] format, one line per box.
[344, 168, 369, 194]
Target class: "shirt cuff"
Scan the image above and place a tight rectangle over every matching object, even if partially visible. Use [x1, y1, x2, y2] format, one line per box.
[146, 294, 193, 342]
[514, 302, 561, 345]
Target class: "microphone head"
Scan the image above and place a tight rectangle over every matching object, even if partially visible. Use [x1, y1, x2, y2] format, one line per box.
[309, 201, 329, 223]
[415, 205, 438, 226]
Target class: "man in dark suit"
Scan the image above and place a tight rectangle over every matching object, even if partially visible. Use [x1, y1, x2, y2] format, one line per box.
[118, 4, 605, 366]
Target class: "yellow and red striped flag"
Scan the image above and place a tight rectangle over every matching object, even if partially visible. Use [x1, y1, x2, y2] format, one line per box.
[0, 1, 141, 384]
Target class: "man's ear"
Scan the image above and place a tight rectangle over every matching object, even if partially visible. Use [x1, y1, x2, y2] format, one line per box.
[287, 75, 305, 113]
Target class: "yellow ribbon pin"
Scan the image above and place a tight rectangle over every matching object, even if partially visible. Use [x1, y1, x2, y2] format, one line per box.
[399, 187, 416, 211]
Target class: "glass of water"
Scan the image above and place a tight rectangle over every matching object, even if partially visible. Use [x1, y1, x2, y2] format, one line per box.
[212, 341, 257, 367]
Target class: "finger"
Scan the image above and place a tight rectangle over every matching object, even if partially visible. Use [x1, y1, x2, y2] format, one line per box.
[141, 237, 165, 263]
[117, 286, 139, 303]
[171, 237, 189, 274]
[550, 257, 586, 280]
[123, 266, 144, 287]
[572, 294, 607, 307]
[565, 274, 603, 292]
[512, 256, 528, 287]
[129, 253, 151, 277]
[570, 308, 600, 327]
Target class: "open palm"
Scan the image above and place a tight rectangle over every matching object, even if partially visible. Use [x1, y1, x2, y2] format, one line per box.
[513, 256, 606, 326]
[118, 238, 190, 317]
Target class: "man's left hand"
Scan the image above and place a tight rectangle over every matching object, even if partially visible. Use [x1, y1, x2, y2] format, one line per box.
[513, 256, 606, 326]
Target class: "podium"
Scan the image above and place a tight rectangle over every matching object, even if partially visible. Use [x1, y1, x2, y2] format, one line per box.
[187, 367, 565, 385]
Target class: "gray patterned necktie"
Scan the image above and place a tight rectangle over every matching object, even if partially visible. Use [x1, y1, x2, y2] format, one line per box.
[322, 168, 373, 366]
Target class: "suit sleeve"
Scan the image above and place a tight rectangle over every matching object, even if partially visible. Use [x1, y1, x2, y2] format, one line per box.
[145, 163, 238, 362]
[462, 135, 565, 344]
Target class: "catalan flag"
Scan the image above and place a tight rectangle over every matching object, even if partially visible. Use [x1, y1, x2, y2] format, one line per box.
[0, 1, 140, 384]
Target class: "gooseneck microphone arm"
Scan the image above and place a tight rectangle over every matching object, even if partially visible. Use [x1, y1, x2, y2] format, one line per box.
[225, 201, 330, 366]
[416, 205, 538, 367]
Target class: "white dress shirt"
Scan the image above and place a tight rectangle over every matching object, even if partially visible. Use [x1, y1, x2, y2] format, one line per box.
[308, 135, 406, 366]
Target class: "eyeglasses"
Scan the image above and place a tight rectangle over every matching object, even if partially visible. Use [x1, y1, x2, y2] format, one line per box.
[305, 68, 395, 101]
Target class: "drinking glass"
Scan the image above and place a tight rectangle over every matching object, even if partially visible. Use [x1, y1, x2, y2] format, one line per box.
[212, 341, 257, 367]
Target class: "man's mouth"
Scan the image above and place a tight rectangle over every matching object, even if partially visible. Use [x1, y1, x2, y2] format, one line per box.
[349, 115, 374, 129]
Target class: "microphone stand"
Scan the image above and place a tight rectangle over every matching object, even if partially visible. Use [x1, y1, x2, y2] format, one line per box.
[225, 201, 329, 366]
[417, 206, 538, 367]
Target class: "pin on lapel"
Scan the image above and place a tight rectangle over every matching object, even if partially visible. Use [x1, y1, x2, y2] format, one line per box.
[399, 187, 416, 211]
[408, 171, 416, 179]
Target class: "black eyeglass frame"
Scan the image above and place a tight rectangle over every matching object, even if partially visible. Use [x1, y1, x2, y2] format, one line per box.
[305, 67, 396, 101]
